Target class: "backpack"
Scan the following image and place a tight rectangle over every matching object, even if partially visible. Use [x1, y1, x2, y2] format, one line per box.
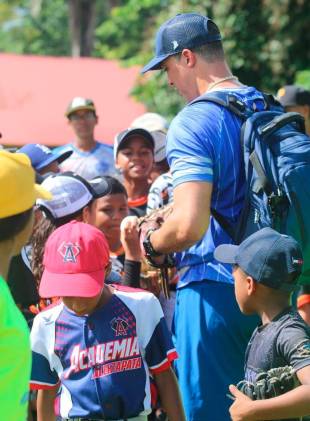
[190, 91, 310, 285]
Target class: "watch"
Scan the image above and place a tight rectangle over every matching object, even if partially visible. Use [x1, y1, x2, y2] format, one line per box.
[142, 229, 162, 258]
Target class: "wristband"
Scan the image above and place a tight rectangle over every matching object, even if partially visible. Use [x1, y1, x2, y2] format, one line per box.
[143, 229, 162, 258]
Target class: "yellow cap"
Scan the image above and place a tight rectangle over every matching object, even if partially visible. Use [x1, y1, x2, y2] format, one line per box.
[0, 150, 52, 218]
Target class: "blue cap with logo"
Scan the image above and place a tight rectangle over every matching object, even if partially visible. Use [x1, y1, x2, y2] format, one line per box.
[214, 227, 303, 292]
[17, 143, 72, 172]
[141, 13, 222, 74]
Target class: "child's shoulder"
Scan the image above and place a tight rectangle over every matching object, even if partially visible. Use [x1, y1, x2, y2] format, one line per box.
[111, 285, 161, 315]
[276, 308, 309, 329]
[33, 300, 64, 325]
[112, 284, 157, 303]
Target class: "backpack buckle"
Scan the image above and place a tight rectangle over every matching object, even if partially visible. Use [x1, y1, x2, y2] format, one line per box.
[252, 98, 268, 112]
[268, 190, 289, 219]
[227, 95, 250, 119]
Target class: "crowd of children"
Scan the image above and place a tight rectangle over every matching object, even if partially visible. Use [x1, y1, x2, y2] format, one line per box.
[1, 16, 310, 419]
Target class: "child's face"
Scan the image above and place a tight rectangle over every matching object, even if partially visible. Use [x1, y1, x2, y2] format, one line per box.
[232, 265, 254, 315]
[116, 136, 154, 180]
[84, 194, 128, 243]
[63, 291, 103, 316]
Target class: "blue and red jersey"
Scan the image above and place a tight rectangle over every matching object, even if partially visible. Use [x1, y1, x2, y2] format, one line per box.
[30, 286, 177, 419]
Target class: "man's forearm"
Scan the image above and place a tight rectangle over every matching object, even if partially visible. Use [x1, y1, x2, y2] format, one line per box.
[150, 181, 212, 254]
[150, 209, 206, 253]
[249, 385, 310, 419]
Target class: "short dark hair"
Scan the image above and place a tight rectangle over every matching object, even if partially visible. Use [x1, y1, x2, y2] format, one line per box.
[102, 176, 128, 197]
[192, 41, 224, 62]
[0, 208, 33, 242]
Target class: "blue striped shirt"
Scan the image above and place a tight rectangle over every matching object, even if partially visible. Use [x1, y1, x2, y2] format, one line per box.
[167, 87, 264, 287]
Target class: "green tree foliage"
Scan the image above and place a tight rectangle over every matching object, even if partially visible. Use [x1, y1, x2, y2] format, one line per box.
[0, 0, 108, 56]
[0, 0, 70, 55]
[295, 71, 310, 90]
[0, 0, 309, 118]
[95, 0, 310, 118]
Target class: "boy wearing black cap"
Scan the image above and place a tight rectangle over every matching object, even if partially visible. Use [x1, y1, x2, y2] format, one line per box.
[215, 228, 310, 421]
[114, 128, 155, 217]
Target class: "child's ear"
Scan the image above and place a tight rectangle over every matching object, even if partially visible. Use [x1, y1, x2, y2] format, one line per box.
[246, 276, 256, 296]
[115, 157, 122, 170]
[82, 205, 90, 223]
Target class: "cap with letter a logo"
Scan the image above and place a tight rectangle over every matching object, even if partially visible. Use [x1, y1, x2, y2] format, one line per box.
[39, 220, 110, 298]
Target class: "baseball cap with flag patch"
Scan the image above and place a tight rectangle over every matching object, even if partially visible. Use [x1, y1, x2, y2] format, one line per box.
[39, 221, 110, 298]
[214, 227, 303, 292]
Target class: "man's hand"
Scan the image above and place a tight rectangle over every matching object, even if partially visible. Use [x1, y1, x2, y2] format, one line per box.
[138, 205, 173, 264]
[229, 384, 256, 421]
[139, 204, 173, 245]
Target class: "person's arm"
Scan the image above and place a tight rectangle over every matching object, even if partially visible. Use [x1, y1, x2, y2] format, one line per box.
[122, 259, 141, 287]
[153, 367, 186, 421]
[229, 365, 310, 421]
[150, 180, 212, 253]
[120, 216, 141, 287]
[37, 388, 57, 421]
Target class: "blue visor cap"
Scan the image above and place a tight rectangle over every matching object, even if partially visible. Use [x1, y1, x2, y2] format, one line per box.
[18, 144, 72, 171]
[214, 227, 303, 292]
[141, 13, 221, 74]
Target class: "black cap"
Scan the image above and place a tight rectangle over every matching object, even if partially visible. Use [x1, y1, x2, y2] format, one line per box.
[277, 85, 310, 108]
[113, 128, 154, 160]
[214, 228, 303, 292]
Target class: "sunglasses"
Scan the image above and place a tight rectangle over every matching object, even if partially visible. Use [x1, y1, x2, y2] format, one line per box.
[69, 111, 96, 121]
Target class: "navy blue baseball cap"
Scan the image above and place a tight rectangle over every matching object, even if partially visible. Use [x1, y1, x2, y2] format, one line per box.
[141, 13, 222, 74]
[17, 144, 72, 172]
[214, 228, 303, 292]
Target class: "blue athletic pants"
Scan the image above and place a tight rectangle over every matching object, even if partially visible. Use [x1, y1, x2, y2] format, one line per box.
[172, 280, 259, 421]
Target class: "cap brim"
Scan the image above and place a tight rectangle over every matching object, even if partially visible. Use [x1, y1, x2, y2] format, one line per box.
[153, 131, 167, 162]
[55, 149, 73, 165]
[35, 149, 73, 171]
[114, 128, 154, 160]
[88, 177, 111, 199]
[34, 184, 52, 201]
[214, 244, 239, 264]
[65, 106, 96, 117]
[141, 53, 172, 74]
[39, 268, 105, 298]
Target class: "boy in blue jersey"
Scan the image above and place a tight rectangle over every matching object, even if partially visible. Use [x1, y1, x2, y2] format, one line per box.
[140, 12, 261, 421]
[30, 221, 185, 421]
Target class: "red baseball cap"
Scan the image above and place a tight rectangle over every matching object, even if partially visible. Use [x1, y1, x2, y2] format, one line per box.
[39, 220, 110, 298]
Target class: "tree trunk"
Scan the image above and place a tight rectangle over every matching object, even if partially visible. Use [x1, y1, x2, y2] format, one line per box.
[68, 0, 97, 57]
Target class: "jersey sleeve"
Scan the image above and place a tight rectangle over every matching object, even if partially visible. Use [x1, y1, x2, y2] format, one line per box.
[30, 314, 59, 390]
[146, 173, 173, 214]
[277, 321, 310, 372]
[167, 103, 222, 188]
[142, 295, 177, 374]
